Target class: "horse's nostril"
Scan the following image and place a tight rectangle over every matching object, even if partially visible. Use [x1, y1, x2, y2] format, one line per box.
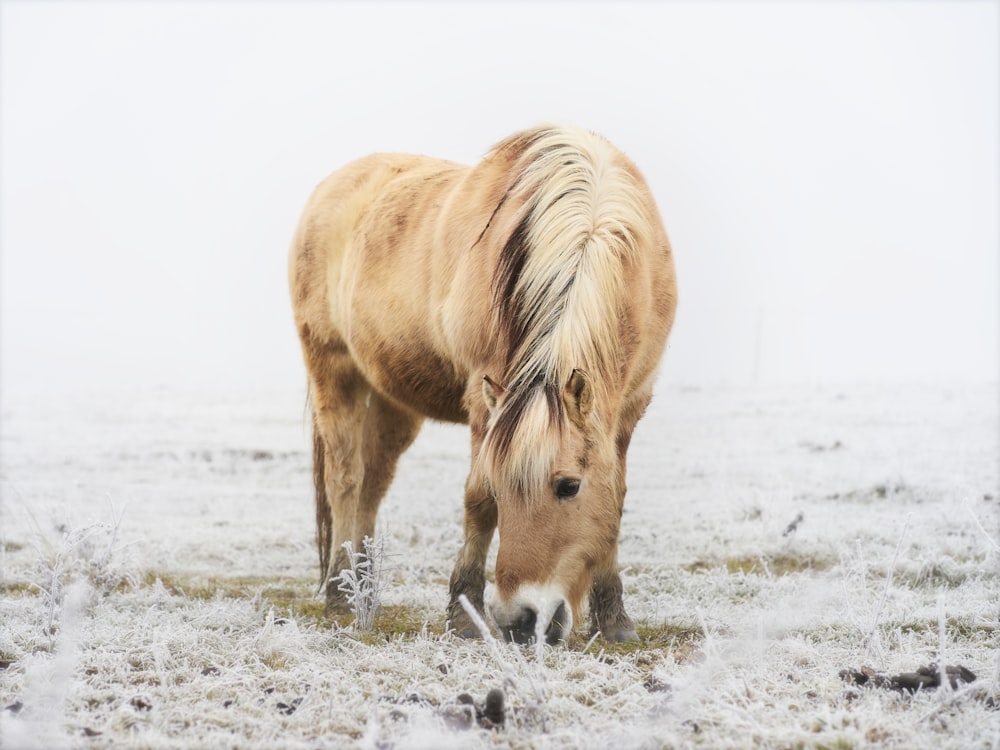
[505, 607, 537, 644]
[545, 601, 569, 645]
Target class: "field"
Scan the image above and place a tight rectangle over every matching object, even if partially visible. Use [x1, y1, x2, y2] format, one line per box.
[1, 382, 997, 748]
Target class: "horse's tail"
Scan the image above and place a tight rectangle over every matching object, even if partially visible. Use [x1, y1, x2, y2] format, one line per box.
[312, 410, 333, 592]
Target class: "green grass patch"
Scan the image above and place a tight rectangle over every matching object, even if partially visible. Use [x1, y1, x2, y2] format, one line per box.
[139, 572, 451, 636]
[142, 571, 325, 620]
[348, 605, 446, 644]
[685, 553, 834, 576]
[0, 580, 37, 596]
[569, 622, 703, 661]
[137, 573, 705, 658]
[825, 482, 911, 503]
[894, 615, 998, 640]
[894, 560, 987, 589]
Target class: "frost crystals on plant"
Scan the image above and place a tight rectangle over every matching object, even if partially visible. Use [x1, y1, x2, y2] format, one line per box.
[336, 536, 384, 632]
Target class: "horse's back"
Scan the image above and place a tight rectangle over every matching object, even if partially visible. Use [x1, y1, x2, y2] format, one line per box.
[289, 154, 439, 338]
[289, 152, 473, 421]
[289, 126, 677, 424]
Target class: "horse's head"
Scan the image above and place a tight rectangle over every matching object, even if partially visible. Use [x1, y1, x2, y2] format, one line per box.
[478, 369, 621, 644]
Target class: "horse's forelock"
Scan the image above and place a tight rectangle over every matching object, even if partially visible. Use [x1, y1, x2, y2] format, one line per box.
[479, 381, 563, 499]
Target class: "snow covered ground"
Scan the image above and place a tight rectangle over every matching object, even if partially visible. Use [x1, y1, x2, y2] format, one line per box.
[1, 381, 997, 748]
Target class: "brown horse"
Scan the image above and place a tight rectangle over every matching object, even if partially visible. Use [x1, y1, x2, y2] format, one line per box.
[288, 125, 676, 644]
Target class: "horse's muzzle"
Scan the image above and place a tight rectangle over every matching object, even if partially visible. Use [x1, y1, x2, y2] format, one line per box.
[497, 601, 570, 645]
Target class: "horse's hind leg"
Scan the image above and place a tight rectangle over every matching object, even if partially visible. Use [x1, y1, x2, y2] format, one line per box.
[354, 393, 423, 551]
[313, 378, 422, 615]
[302, 332, 371, 614]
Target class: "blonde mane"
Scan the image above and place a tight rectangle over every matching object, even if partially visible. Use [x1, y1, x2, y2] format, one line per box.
[479, 126, 653, 495]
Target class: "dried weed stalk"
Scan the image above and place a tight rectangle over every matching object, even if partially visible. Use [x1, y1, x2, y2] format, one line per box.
[337, 536, 384, 632]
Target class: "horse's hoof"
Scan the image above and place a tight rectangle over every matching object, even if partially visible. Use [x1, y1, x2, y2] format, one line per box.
[447, 601, 487, 639]
[449, 616, 483, 639]
[602, 627, 639, 643]
[323, 597, 353, 618]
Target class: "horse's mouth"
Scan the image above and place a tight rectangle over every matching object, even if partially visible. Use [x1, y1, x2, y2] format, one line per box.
[494, 600, 571, 645]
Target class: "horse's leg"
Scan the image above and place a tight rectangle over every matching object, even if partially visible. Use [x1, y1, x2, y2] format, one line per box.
[589, 553, 638, 642]
[447, 479, 496, 637]
[588, 397, 650, 642]
[354, 393, 424, 553]
[447, 422, 497, 637]
[303, 334, 371, 615]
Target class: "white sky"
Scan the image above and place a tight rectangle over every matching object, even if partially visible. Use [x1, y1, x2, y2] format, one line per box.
[1, 1, 997, 401]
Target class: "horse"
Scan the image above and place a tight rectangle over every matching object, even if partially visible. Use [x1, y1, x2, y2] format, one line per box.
[288, 124, 677, 644]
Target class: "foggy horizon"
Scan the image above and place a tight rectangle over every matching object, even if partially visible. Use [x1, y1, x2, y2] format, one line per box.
[1, 1, 997, 402]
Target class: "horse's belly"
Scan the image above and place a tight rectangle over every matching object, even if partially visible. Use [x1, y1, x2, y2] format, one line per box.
[354, 336, 468, 423]
[333, 157, 473, 422]
[341, 259, 469, 422]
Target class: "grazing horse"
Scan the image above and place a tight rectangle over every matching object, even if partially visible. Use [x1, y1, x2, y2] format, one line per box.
[288, 125, 676, 644]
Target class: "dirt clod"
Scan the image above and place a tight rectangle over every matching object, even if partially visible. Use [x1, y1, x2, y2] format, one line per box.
[443, 688, 506, 730]
[276, 698, 302, 715]
[840, 664, 976, 693]
[441, 698, 476, 731]
[643, 676, 671, 693]
[482, 687, 505, 728]
[782, 512, 804, 537]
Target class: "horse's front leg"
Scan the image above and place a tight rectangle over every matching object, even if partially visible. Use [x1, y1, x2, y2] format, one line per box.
[447, 477, 497, 638]
[588, 401, 647, 642]
[588, 552, 638, 642]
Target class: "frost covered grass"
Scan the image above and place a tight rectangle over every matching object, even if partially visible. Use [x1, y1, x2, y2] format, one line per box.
[337, 537, 386, 634]
[1, 383, 997, 748]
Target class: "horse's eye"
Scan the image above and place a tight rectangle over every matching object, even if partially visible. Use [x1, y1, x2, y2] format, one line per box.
[554, 478, 581, 500]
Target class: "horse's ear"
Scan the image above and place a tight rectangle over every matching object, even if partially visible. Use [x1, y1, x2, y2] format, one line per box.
[482, 375, 505, 415]
[563, 369, 593, 427]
